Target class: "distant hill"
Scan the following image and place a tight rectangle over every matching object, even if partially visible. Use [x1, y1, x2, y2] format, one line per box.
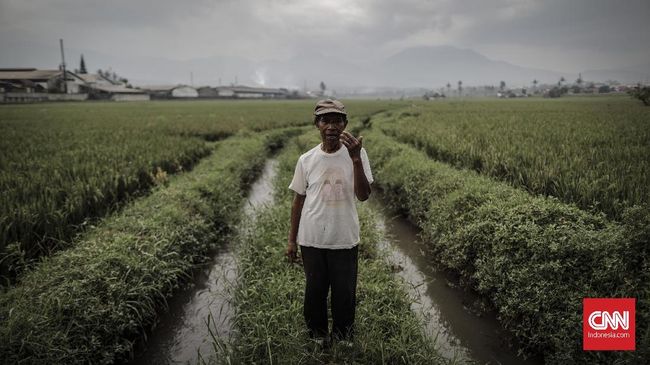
[258, 46, 567, 89]
[2, 42, 647, 89]
[581, 63, 650, 84]
[377, 45, 564, 88]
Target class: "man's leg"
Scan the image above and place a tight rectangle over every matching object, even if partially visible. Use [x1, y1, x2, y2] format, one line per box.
[328, 245, 358, 341]
[300, 245, 329, 338]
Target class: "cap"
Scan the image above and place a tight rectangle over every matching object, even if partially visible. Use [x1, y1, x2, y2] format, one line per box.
[314, 98, 347, 116]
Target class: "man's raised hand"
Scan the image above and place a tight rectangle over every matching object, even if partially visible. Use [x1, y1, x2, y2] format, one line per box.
[340, 131, 363, 160]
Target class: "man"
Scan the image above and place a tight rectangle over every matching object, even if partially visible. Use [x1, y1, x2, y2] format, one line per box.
[286, 98, 373, 346]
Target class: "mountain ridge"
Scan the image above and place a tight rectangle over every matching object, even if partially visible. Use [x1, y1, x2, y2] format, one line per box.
[1, 42, 646, 88]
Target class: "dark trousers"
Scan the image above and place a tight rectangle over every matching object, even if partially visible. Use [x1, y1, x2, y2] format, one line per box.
[300, 245, 359, 340]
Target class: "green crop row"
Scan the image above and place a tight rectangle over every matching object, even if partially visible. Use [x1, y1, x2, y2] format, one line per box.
[0, 128, 299, 365]
[205, 131, 448, 364]
[375, 97, 650, 219]
[0, 100, 402, 283]
[0, 128, 210, 283]
[0, 101, 302, 282]
[364, 120, 649, 364]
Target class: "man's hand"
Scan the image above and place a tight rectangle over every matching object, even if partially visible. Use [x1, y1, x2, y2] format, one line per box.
[341, 131, 371, 201]
[286, 241, 298, 263]
[340, 131, 363, 161]
[287, 193, 305, 263]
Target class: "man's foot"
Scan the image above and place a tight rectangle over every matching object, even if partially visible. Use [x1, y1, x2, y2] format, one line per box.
[336, 339, 354, 348]
[330, 332, 354, 348]
[311, 336, 331, 350]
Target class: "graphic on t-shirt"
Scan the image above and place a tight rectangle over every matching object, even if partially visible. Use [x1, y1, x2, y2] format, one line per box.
[321, 167, 345, 204]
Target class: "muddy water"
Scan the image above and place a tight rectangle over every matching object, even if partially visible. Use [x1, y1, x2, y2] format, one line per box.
[125, 159, 278, 365]
[369, 197, 544, 365]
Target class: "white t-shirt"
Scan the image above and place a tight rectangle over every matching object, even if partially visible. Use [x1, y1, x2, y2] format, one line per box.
[289, 143, 374, 249]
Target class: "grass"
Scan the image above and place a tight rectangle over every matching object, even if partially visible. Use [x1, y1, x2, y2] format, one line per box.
[375, 96, 650, 219]
[0, 99, 403, 284]
[0, 128, 299, 364]
[204, 129, 451, 364]
[363, 117, 649, 364]
[5, 97, 645, 364]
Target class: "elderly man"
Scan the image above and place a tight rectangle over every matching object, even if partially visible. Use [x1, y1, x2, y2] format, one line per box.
[286, 99, 373, 346]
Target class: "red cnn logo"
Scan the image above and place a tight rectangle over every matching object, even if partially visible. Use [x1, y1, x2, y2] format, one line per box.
[583, 298, 635, 351]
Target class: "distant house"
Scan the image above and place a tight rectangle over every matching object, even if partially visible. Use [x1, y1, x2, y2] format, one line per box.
[0, 68, 85, 93]
[214, 86, 289, 99]
[76, 73, 115, 86]
[0, 68, 155, 103]
[139, 85, 199, 99]
[197, 86, 218, 98]
[216, 87, 235, 98]
[81, 83, 149, 101]
[74, 73, 147, 101]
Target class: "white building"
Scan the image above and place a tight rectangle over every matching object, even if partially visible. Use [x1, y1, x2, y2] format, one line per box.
[139, 85, 199, 99]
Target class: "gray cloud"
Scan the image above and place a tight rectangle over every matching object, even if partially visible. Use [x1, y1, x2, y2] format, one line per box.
[454, 0, 650, 51]
[1, 0, 648, 83]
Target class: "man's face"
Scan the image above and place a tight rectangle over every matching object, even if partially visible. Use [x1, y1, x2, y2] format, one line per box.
[316, 113, 347, 143]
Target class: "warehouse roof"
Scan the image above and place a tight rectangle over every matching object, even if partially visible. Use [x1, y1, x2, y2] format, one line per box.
[0, 69, 64, 81]
[216, 86, 287, 94]
[87, 84, 145, 94]
[77, 73, 115, 84]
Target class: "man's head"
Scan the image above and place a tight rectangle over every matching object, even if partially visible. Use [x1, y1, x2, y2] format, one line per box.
[313, 99, 348, 144]
[314, 98, 347, 119]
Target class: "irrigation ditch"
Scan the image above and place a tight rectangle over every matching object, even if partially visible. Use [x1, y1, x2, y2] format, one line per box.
[186, 130, 543, 364]
[0, 128, 300, 364]
[121, 117, 548, 364]
[125, 159, 279, 365]
[370, 195, 543, 365]
[2, 99, 647, 364]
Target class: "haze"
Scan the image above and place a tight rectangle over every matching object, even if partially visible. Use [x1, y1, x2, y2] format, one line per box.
[1, 0, 648, 89]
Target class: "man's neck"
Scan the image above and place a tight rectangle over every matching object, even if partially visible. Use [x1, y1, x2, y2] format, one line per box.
[321, 141, 342, 154]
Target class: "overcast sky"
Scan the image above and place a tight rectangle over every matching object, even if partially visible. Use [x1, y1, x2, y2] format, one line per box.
[1, 0, 648, 85]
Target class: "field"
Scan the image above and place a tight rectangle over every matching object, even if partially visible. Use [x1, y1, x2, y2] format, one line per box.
[0, 100, 393, 281]
[377, 97, 650, 219]
[207, 130, 444, 364]
[0, 97, 648, 364]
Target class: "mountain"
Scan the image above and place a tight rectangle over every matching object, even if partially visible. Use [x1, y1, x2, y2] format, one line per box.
[4, 42, 644, 89]
[253, 49, 375, 90]
[581, 63, 650, 84]
[379, 46, 564, 88]
[251, 46, 567, 89]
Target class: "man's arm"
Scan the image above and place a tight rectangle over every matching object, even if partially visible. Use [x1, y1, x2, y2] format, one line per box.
[286, 192, 306, 262]
[352, 157, 371, 201]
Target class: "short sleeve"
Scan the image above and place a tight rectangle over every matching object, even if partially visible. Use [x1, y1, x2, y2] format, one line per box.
[361, 148, 374, 184]
[288, 157, 307, 195]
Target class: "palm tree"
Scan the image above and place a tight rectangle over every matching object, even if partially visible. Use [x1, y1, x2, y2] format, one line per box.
[446, 82, 451, 96]
[500, 80, 506, 91]
[457, 80, 463, 97]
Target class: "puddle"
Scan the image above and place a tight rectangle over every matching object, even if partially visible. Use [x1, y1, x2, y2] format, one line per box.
[124, 159, 278, 365]
[369, 196, 544, 365]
